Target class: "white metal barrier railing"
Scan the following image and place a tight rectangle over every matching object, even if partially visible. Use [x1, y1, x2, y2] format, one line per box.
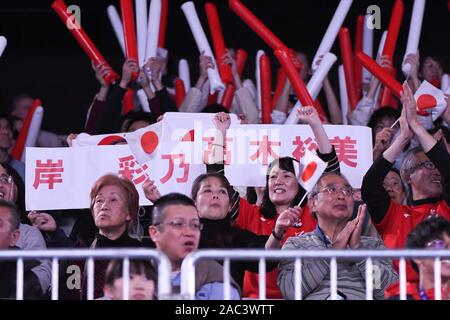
[180, 249, 450, 300]
[0, 249, 171, 300]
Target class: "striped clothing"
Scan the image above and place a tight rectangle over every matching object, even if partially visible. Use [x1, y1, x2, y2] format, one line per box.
[278, 231, 398, 300]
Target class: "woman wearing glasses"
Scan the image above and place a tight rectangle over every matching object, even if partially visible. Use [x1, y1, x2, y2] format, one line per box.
[278, 172, 398, 300]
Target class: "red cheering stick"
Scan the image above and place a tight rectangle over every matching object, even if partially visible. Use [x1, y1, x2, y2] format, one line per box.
[382, 0, 404, 59]
[260, 54, 272, 124]
[205, 3, 232, 84]
[11, 99, 42, 160]
[235, 49, 248, 77]
[354, 15, 364, 96]
[274, 49, 315, 107]
[339, 27, 359, 110]
[356, 52, 402, 97]
[175, 78, 186, 108]
[51, 0, 118, 84]
[228, 0, 287, 51]
[123, 89, 135, 114]
[380, 66, 399, 108]
[158, 0, 169, 48]
[120, 0, 139, 80]
[221, 84, 236, 109]
[272, 68, 287, 108]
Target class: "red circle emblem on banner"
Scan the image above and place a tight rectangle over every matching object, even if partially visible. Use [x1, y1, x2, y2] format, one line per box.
[301, 161, 317, 182]
[417, 94, 437, 111]
[98, 135, 126, 145]
[141, 131, 159, 154]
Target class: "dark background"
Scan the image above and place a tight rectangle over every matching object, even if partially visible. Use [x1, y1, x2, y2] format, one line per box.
[0, 0, 448, 134]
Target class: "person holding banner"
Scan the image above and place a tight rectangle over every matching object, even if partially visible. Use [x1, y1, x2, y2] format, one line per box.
[278, 175, 398, 300]
[362, 83, 450, 292]
[207, 109, 340, 298]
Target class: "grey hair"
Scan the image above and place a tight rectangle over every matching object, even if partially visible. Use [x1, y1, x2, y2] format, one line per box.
[400, 146, 423, 204]
[308, 172, 348, 200]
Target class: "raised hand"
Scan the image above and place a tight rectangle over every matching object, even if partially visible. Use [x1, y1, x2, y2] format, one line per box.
[274, 207, 302, 239]
[349, 204, 366, 249]
[213, 112, 231, 135]
[92, 61, 112, 88]
[222, 50, 238, 76]
[403, 52, 420, 79]
[142, 179, 161, 203]
[27, 211, 57, 232]
[120, 58, 139, 89]
[400, 82, 420, 128]
[296, 106, 321, 126]
[374, 128, 394, 152]
[199, 51, 214, 79]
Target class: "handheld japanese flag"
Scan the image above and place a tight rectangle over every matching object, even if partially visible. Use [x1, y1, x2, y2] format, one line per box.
[294, 149, 327, 206]
[124, 121, 162, 166]
[414, 80, 447, 121]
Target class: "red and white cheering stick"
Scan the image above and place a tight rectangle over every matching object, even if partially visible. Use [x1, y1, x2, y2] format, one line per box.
[175, 79, 186, 109]
[380, 0, 404, 107]
[205, 2, 232, 84]
[178, 59, 191, 93]
[144, 0, 161, 64]
[0, 36, 7, 57]
[402, 0, 425, 77]
[107, 5, 126, 54]
[285, 53, 337, 124]
[311, 0, 353, 71]
[158, 0, 169, 49]
[339, 27, 359, 111]
[181, 1, 225, 94]
[228, 0, 312, 109]
[135, 0, 148, 67]
[11, 99, 43, 161]
[260, 54, 272, 124]
[362, 14, 374, 92]
[120, 0, 139, 81]
[356, 52, 403, 98]
[235, 49, 248, 77]
[354, 15, 364, 96]
[51, 0, 118, 84]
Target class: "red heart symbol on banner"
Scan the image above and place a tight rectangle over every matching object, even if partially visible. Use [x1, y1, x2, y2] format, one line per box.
[417, 94, 437, 111]
[141, 131, 159, 154]
[301, 161, 317, 182]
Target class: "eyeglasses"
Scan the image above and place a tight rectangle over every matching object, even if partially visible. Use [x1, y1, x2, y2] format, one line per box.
[0, 174, 13, 185]
[314, 185, 354, 197]
[154, 220, 203, 231]
[409, 161, 436, 173]
[426, 239, 449, 250]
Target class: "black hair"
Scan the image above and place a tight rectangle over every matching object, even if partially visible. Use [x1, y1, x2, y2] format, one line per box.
[121, 111, 157, 132]
[191, 173, 234, 204]
[0, 199, 21, 231]
[246, 187, 258, 205]
[151, 193, 196, 225]
[104, 259, 157, 298]
[367, 107, 401, 141]
[0, 163, 27, 223]
[259, 157, 305, 219]
[201, 104, 229, 114]
[407, 217, 450, 273]
[428, 125, 450, 144]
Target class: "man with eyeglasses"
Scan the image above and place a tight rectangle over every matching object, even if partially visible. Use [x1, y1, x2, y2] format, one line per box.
[386, 217, 450, 300]
[362, 83, 450, 293]
[278, 172, 398, 300]
[149, 193, 241, 299]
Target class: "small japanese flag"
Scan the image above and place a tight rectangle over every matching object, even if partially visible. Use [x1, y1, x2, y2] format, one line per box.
[125, 122, 162, 166]
[293, 149, 327, 192]
[414, 80, 447, 121]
